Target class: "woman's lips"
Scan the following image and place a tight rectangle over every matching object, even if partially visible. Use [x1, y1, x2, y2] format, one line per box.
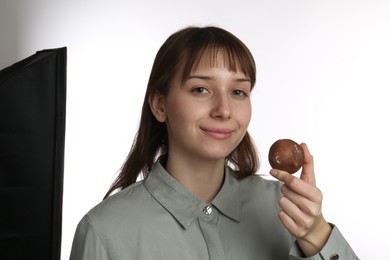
[200, 127, 233, 140]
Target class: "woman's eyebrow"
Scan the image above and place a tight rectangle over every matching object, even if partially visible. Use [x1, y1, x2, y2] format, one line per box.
[235, 78, 251, 83]
[187, 75, 213, 80]
[187, 75, 251, 82]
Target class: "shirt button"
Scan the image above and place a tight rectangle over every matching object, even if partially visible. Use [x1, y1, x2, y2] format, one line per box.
[330, 254, 339, 260]
[203, 205, 212, 215]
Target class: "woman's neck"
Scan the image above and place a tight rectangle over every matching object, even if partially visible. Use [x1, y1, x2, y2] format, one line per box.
[165, 155, 225, 203]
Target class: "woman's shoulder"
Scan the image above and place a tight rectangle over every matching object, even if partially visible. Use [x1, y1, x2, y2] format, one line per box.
[237, 173, 283, 197]
[82, 180, 154, 226]
[239, 172, 282, 187]
[232, 173, 284, 215]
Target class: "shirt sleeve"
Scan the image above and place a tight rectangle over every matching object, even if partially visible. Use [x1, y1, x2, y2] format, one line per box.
[69, 215, 110, 260]
[289, 225, 359, 260]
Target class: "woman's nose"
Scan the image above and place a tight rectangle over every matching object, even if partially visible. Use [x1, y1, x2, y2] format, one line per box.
[211, 93, 231, 119]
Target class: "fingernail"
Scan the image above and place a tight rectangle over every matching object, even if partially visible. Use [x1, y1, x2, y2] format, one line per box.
[270, 169, 278, 177]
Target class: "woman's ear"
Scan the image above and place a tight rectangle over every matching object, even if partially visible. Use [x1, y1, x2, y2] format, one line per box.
[148, 92, 167, 123]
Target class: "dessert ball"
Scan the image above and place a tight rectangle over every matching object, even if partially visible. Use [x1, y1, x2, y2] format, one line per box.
[268, 139, 304, 174]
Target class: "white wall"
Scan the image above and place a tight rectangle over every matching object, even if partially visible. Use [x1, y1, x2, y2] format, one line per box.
[1, 0, 389, 259]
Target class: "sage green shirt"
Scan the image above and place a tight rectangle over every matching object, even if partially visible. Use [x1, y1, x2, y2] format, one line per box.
[70, 162, 358, 259]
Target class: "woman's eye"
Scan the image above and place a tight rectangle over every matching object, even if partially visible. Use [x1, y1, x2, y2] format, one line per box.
[192, 87, 209, 94]
[232, 89, 247, 97]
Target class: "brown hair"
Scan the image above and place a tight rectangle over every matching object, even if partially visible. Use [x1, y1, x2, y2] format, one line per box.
[104, 26, 259, 199]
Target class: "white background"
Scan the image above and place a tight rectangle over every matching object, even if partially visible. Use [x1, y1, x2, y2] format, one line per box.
[1, 0, 389, 259]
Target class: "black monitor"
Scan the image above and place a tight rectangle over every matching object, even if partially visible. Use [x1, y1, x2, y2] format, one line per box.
[0, 47, 67, 260]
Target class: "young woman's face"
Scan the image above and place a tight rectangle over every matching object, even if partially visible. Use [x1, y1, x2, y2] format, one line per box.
[155, 54, 252, 163]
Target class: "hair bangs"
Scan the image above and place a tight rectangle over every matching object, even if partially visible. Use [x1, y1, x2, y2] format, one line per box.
[178, 28, 256, 88]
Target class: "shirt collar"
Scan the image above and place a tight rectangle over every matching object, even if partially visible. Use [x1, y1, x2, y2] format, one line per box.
[143, 161, 241, 229]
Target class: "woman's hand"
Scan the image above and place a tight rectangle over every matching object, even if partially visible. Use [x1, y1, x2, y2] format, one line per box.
[270, 143, 332, 257]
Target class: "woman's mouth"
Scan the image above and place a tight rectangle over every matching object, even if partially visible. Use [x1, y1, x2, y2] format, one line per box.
[200, 127, 233, 140]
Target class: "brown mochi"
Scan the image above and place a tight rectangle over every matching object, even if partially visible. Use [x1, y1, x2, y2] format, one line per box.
[268, 139, 304, 174]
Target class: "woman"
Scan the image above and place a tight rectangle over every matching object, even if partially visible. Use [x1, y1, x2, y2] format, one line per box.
[70, 26, 358, 259]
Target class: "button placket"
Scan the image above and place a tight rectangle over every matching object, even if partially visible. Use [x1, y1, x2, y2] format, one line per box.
[197, 205, 226, 259]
